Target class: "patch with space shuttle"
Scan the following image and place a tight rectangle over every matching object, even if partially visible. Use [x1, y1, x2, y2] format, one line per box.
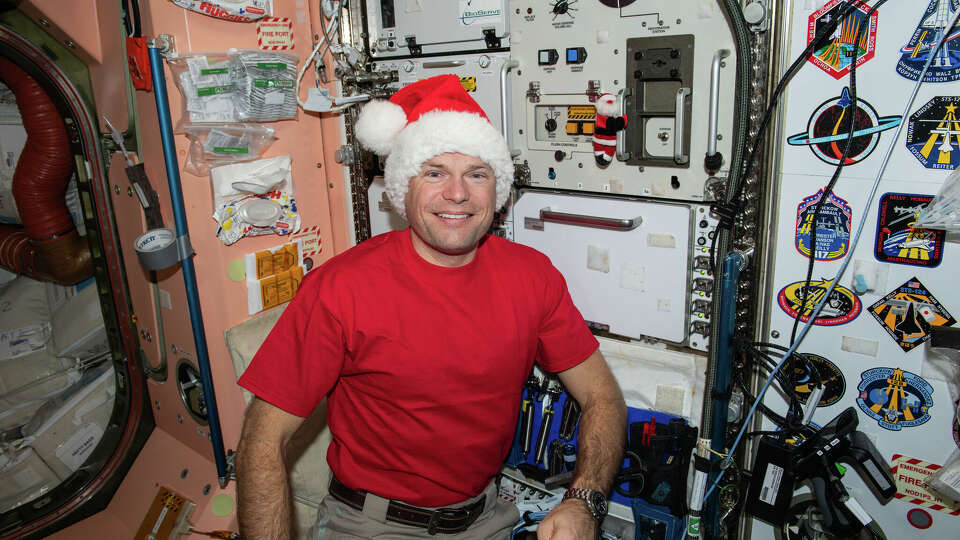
[906, 96, 960, 169]
[897, 0, 960, 83]
[857, 367, 933, 430]
[869, 278, 955, 352]
[874, 193, 944, 267]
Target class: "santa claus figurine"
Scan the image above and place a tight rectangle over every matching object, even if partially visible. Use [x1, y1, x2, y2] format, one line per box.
[593, 93, 627, 167]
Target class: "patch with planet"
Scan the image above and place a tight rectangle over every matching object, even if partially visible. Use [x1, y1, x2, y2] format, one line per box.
[787, 87, 901, 166]
[857, 367, 933, 430]
[792, 353, 845, 407]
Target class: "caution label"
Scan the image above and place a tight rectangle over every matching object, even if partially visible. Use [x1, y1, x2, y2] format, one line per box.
[890, 454, 960, 516]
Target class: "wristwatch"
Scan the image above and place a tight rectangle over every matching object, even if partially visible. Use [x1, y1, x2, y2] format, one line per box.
[562, 488, 609, 522]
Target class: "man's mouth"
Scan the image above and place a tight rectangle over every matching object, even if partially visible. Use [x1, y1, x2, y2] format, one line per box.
[435, 213, 472, 220]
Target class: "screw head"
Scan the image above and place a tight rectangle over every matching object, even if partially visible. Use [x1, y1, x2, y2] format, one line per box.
[771, 330, 780, 338]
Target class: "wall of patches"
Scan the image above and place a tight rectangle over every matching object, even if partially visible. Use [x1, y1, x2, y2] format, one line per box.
[748, 0, 960, 538]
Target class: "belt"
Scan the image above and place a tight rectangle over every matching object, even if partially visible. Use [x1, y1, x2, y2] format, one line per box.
[328, 475, 485, 535]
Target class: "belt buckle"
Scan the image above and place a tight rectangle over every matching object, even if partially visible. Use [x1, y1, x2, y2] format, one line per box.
[426, 507, 471, 535]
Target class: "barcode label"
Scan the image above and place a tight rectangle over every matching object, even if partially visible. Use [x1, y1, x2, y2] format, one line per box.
[760, 463, 784, 505]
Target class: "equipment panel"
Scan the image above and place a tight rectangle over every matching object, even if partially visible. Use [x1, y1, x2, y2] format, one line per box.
[365, 0, 510, 58]
[509, 1, 737, 202]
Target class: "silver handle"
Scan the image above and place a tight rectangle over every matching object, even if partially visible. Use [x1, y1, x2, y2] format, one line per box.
[422, 60, 466, 69]
[615, 88, 631, 161]
[501, 59, 521, 157]
[708, 50, 730, 157]
[674, 87, 691, 164]
[539, 208, 642, 230]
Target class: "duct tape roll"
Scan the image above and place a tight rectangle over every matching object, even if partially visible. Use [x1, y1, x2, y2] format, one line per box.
[135, 228, 191, 270]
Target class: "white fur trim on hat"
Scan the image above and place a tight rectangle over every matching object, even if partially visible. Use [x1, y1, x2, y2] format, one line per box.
[355, 99, 408, 155]
[384, 110, 513, 221]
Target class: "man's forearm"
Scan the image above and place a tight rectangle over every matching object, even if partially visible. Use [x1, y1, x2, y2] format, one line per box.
[571, 396, 627, 493]
[237, 439, 293, 540]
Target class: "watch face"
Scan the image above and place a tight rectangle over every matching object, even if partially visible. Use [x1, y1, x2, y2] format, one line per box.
[589, 491, 608, 518]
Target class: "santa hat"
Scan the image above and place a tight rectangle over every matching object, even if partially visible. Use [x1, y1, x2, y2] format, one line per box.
[354, 74, 513, 220]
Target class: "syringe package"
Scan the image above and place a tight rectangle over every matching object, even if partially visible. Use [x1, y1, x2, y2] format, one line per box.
[183, 124, 276, 176]
[167, 50, 299, 125]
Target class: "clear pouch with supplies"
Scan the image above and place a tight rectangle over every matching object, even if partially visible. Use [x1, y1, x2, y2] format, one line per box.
[166, 52, 237, 124]
[183, 124, 276, 176]
[230, 50, 299, 122]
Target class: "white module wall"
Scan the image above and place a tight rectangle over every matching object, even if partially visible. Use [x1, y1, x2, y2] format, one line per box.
[365, 0, 509, 58]
[508, 1, 737, 201]
[753, 1, 960, 538]
[512, 190, 693, 345]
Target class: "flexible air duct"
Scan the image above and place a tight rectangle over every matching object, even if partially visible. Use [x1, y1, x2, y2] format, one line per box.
[0, 56, 92, 284]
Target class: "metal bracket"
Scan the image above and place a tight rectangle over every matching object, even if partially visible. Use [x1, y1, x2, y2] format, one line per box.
[405, 36, 422, 57]
[334, 145, 356, 165]
[482, 28, 501, 49]
[586, 80, 602, 103]
[526, 81, 541, 104]
[146, 34, 176, 55]
[176, 233, 195, 260]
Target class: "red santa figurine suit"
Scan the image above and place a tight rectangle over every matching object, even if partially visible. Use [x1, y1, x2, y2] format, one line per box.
[593, 93, 627, 167]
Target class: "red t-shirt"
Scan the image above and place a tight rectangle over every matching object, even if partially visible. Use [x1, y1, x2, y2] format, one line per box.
[238, 229, 598, 506]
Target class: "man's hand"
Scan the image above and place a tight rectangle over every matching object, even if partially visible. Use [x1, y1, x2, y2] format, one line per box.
[536, 499, 597, 540]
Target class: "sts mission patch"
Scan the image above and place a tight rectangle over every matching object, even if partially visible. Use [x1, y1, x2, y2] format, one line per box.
[869, 278, 956, 352]
[778, 278, 861, 326]
[795, 188, 851, 261]
[906, 96, 960, 170]
[857, 367, 933, 431]
[874, 193, 944, 267]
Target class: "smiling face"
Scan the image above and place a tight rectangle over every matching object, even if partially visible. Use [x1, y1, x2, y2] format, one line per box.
[405, 152, 497, 267]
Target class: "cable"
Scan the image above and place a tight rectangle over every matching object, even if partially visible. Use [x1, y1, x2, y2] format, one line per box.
[789, 0, 887, 347]
[708, 0, 865, 273]
[704, 3, 959, 503]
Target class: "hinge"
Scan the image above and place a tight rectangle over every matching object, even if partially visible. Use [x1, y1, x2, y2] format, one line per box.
[482, 28, 501, 49]
[405, 36, 422, 57]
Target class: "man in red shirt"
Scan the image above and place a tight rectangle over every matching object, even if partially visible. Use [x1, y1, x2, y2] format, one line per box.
[236, 75, 626, 539]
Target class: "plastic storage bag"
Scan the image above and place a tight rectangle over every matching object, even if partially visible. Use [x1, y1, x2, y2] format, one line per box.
[915, 168, 960, 232]
[230, 50, 299, 122]
[210, 156, 300, 245]
[167, 50, 299, 124]
[183, 124, 276, 176]
[166, 52, 237, 123]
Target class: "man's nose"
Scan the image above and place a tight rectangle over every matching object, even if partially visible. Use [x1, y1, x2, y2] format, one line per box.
[442, 174, 469, 203]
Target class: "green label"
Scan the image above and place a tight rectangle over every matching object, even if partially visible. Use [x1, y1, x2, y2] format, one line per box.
[200, 67, 229, 75]
[687, 517, 701, 536]
[197, 85, 233, 97]
[213, 147, 249, 155]
[256, 62, 286, 70]
[254, 79, 294, 89]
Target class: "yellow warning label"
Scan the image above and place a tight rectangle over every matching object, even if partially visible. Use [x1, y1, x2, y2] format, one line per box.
[460, 77, 477, 92]
[567, 105, 596, 121]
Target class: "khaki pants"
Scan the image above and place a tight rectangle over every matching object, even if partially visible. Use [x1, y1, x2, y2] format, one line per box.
[314, 480, 521, 539]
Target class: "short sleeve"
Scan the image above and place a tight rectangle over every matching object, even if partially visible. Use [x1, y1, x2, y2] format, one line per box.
[237, 272, 346, 417]
[535, 260, 599, 373]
